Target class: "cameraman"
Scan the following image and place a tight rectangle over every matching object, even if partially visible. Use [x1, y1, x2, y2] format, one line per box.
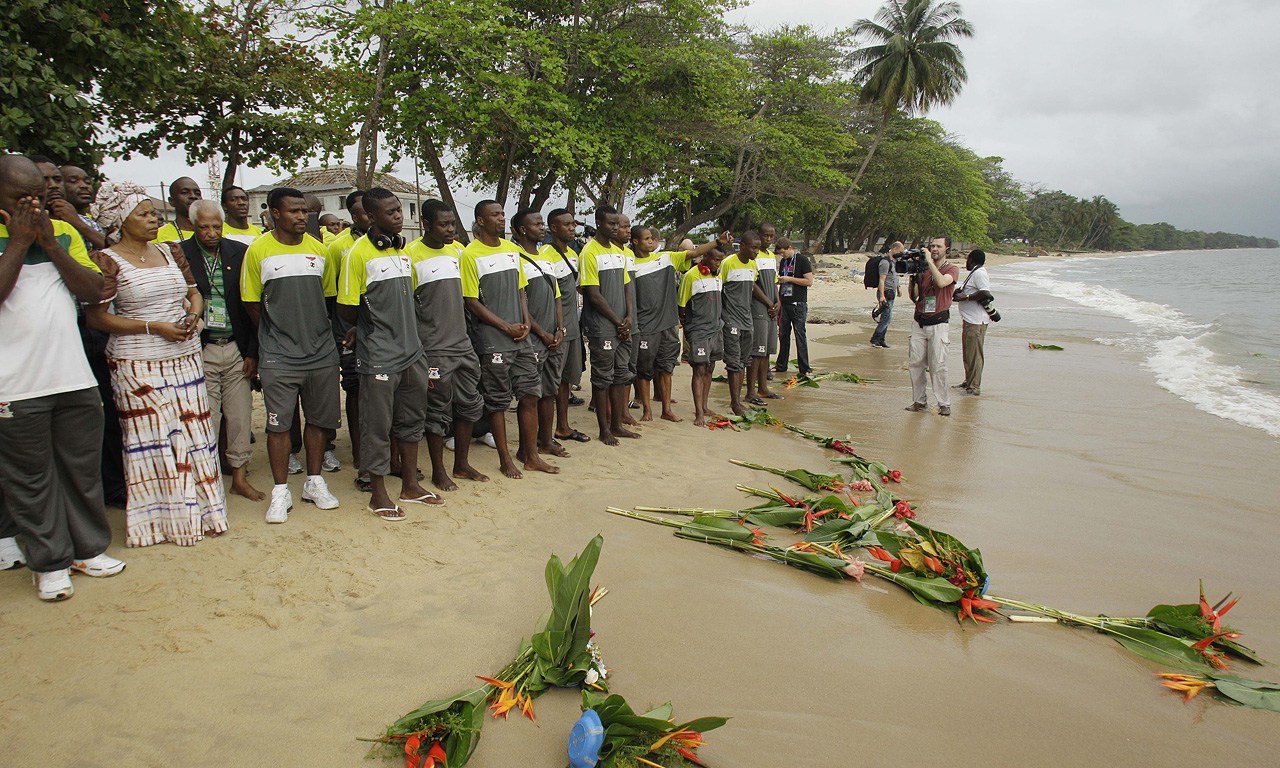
[953, 249, 992, 396]
[870, 240, 903, 348]
[905, 236, 959, 416]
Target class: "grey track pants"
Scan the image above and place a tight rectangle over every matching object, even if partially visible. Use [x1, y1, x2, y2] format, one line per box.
[0, 387, 112, 571]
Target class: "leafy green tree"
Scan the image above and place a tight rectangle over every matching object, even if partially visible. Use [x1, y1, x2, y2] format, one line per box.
[833, 117, 989, 248]
[638, 25, 858, 242]
[111, 0, 350, 187]
[0, 0, 187, 167]
[979, 156, 1030, 243]
[814, 0, 974, 248]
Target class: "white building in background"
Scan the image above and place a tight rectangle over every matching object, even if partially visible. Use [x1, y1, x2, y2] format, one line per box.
[247, 164, 437, 239]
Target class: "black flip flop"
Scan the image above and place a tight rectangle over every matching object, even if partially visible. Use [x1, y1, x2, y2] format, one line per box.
[559, 430, 592, 443]
[746, 396, 768, 407]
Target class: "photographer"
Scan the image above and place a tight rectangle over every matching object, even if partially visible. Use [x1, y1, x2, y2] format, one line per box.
[870, 240, 903, 348]
[905, 236, 959, 416]
[953, 249, 993, 396]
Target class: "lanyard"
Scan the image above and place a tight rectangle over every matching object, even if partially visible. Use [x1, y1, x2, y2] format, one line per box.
[198, 243, 224, 302]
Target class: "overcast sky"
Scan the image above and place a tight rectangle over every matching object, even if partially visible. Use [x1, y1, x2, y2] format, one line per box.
[102, 0, 1280, 239]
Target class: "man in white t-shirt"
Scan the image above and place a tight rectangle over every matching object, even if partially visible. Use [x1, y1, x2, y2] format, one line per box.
[953, 248, 993, 396]
[0, 155, 126, 602]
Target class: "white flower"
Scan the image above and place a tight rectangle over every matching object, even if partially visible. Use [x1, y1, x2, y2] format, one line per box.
[584, 668, 600, 685]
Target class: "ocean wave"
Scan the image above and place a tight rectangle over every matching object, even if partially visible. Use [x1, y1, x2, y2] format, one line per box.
[1005, 272, 1207, 335]
[1147, 336, 1280, 438]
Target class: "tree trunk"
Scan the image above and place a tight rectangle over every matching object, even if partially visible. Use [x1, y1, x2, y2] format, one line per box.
[529, 169, 559, 210]
[221, 124, 241, 189]
[666, 199, 734, 247]
[421, 134, 469, 244]
[517, 173, 536, 211]
[566, 176, 578, 216]
[494, 138, 518, 206]
[355, 5, 395, 190]
[814, 110, 889, 247]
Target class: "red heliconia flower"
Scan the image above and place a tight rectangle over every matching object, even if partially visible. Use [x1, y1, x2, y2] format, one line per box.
[1199, 584, 1239, 634]
[422, 741, 448, 768]
[866, 546, 903, 573]
[405, 734, 422, 768]
[677, 747, 708, 766]
[958, 591, 1000, 623]
[1191, 634, 1233, 670]
[923, 555, 944, 575]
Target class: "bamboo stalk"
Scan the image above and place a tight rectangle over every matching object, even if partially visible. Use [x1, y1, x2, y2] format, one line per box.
[605, 507, 684, 528]
[633, 506, 738, 518]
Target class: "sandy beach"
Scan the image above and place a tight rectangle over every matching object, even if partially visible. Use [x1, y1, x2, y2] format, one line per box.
[3, 250, 1278, 767]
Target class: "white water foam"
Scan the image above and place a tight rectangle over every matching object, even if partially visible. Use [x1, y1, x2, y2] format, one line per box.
[1006, 271, 1207, 335]
[1004, 267, 1279, 438]
[1147, 337, 1280, 437]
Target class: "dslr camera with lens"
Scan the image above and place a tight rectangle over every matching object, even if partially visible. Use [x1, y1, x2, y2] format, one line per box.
[978, 297, 1001, 323]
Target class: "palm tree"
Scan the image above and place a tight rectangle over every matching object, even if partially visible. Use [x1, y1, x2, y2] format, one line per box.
[815, 0, 973, 248]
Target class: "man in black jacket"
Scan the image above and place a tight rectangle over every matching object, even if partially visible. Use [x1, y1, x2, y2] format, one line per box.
[185, 199, 263, 500]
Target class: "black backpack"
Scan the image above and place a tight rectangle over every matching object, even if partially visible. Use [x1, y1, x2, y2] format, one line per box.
[863, 255, 884, 289]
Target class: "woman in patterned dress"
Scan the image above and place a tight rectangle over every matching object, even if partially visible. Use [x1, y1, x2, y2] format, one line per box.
[85, 182, 228, 546]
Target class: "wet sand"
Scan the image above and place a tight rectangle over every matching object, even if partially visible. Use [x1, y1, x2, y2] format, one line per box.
[2, 253, 1278, 766]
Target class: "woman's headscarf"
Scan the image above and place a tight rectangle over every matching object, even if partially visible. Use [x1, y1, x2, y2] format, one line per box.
[92, 181, 151, 245]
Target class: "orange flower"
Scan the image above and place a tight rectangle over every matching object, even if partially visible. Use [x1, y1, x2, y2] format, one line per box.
[519, 693, 537, 721]
[866, 546, 902, 573]
[1156, 672, 1217, 702]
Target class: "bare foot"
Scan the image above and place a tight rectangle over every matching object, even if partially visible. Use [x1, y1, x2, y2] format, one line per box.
[543, 442, 570, 458]
[524, 457, 560, 474]
[231, 477, 265, 502]
[599, 430, 619, 446]
[614, 426, 641, 439]
[694, 415, 707, 427]
[640, 410, 654, 422]
[499, 459, 523, 479]
[453, 464, 490, 483]
[432, 470, 459, 492]
[621, 414, 640, 427]
[730, 403, 747, 416]
[661, 411, 683, 423]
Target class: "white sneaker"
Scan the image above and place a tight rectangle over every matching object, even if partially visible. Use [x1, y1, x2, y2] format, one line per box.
[444, 436, 456, 451]
[33, 569, 73, 601]
[0, 537, 25, 570]
[288, 453, 304, 474]
[302, 477, 340, 510]
[71, 553, 126, 577]
[477, 433, 498, 449]
[266, 488, 292, 524]
[322, 450, 342, 472]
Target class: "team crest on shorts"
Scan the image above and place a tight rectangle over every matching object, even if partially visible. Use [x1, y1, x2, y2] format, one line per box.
[696, 348, 706, 356]
[639, 340, 649, 350]
[267, 411, 279, 426]
[375, 373, 390, 381]
[0, 402, 11, 418]
[603, 340, 613, 350]
[492, 352, 504, 364]
[428, 367, 441, 380]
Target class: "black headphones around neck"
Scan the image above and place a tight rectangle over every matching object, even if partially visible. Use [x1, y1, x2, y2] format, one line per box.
[371, 232, 406, 250]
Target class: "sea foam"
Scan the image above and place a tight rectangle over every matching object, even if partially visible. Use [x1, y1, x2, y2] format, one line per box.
[1147, 336, 1280, 437]
[1006, 266, 1279, 438]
